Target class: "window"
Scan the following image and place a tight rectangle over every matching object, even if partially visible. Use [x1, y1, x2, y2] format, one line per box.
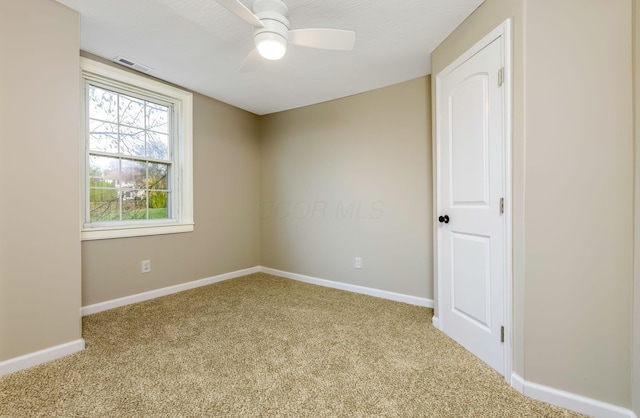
[81, 58, 193, 240]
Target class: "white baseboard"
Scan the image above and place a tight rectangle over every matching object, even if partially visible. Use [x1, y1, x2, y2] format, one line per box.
[510, 372, 525, 393]
[259, 266, 434, 308]
[432, 316, 440, 329]
[0, 339, 85, 377]
[83, 265, 432, 316]
[511, 373, 635, 418]
[82, 266, 260, 316]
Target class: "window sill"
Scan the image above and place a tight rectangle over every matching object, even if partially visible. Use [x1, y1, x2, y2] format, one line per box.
[81, 222, 194, 241]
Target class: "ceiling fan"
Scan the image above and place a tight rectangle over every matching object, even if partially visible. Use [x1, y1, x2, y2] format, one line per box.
[215, 0, 356, 69]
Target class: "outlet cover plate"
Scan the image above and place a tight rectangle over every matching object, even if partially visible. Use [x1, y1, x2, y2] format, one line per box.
[141, 260, 151, 273]
[355, 257, 363, 269]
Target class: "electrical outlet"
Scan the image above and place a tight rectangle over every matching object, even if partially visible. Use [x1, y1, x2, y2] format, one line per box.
[141, 259, 151, 273]
[354, 257, 363, 269]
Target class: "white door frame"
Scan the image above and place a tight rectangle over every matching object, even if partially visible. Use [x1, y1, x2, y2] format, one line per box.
[433, 19, 513, 381]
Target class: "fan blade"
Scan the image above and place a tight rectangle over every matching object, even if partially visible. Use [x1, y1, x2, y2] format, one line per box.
[288, 29, 355, 50]
[239, 49, 262, 72]
[215, 0, 264, 28]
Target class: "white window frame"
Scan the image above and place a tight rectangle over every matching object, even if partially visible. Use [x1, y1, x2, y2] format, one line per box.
[80, 58, 193, 240]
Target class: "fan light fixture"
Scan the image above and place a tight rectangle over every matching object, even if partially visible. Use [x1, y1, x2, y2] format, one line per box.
[255, 33, 286, 60]
[215, 0, 356, 70]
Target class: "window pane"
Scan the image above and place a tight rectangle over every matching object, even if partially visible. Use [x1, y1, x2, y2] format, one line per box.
[89, 120, 118, 153]
[149, 191, 168, 219]
[122, 190, 147, 220]
[90, 188, 120, 221]
[89, 155, 119, 187]
[146, 102, 169, 134]
[148, 163, 169, 189]
[119, 94, 145, 128]
[147, 131, 169, 160]
[121, 159, 146, 189]
[120, 126, 145, 157]
[88, 85, 118, 123]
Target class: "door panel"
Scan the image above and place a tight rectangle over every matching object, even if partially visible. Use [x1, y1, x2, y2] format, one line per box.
[451, 232, 491, 329]
[436, 36, 505, 374]
[451, 75, 489, 206]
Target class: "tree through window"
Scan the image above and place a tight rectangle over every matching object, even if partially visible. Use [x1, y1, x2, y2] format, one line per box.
[87, 85, 172, 222]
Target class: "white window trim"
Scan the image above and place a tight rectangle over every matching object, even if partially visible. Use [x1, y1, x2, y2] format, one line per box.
[80, 58, 193, 240]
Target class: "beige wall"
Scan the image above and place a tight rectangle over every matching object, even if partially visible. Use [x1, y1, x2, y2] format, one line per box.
[260, 77, 432, 299]
[0, 0, 82, 361]
[433, 0, 634, 408]
[82, 60, 261, 305]
[524, 0, 633, 407]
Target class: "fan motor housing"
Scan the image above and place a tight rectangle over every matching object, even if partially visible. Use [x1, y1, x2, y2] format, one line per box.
[253, 0, 290, 45]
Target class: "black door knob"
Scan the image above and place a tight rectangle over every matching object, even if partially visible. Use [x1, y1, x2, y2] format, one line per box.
[438, 215, 450, 224]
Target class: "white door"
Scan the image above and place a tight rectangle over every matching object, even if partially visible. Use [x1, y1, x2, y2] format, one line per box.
[435, 34, 507, 374]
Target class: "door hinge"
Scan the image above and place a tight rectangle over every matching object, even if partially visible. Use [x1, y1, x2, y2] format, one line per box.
[498, 67, 504, 87]
[500, 197, 504, 215]
[500, 326, 505, 343]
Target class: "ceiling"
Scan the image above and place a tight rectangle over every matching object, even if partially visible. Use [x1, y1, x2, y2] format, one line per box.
[56, 0, 484, 115]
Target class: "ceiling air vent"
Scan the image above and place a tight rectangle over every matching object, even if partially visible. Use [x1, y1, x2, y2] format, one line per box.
[113, 56, 152, 73]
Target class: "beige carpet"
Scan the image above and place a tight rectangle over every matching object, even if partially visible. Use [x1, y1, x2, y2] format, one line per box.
[0, 273, 583, 417]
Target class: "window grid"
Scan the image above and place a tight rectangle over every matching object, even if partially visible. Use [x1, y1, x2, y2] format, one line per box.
[85, 82, 174, 225]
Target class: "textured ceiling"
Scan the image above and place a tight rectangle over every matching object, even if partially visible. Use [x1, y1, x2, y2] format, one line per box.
[56, 0, 483, 115]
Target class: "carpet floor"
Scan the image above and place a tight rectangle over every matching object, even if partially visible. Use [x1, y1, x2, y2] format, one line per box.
[0, 273, 584, 417]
